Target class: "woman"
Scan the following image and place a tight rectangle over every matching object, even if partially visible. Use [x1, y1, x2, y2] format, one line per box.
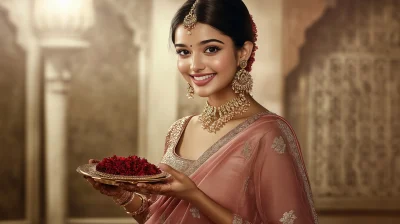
[85, 0, 319, 223]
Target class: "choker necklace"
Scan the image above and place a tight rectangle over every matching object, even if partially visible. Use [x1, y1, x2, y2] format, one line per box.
[199, 94, 250, 133]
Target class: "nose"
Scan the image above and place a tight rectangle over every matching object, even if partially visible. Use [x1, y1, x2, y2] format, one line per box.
[190, 54, 205, 72]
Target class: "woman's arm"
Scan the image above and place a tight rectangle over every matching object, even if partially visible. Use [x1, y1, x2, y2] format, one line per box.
[121, 164, 238, 224]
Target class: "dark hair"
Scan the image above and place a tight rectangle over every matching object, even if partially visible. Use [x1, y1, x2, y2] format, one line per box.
[170, 0, 256, 48]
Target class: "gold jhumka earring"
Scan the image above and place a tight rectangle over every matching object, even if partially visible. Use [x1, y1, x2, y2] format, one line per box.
[183, 0, 199, 35]
[232, 60, 253, 95]
[186, 83, 194, 99]
[199, 60, 252, 133]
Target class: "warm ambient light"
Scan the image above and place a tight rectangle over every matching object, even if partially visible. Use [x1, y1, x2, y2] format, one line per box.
[34, 0, 95, 48]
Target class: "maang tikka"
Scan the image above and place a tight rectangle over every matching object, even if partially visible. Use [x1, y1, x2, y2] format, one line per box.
[183, 0, 199, 35]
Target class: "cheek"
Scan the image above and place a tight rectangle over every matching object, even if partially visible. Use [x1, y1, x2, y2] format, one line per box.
[177, 59, 189, 74]
[209, 53, 237, 73]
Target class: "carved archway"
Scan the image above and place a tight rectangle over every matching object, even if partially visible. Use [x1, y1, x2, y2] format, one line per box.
[282, 0, 336, 77]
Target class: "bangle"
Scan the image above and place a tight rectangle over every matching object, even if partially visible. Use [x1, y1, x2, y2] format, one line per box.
[124, 193, 149, 216]
[121, 192, 135, 207]
[113, 191, 133, 206]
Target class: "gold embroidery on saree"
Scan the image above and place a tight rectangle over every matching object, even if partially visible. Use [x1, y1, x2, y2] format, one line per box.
[243, 176, 250, 193]
[160, 149, 192, 173]
[160, 116, 195, 174]
[190, 207, 201, 218]
[233, 214, 243, 224]
[241, 142, 252, 159]
[165, 117, 186, 150]
[277, 120, 319, 223]
[272, 136, 286, 154]
[279, 210, 297, 224]
[233, 214, 252, 224]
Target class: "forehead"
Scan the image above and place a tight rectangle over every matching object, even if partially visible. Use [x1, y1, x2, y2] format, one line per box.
[175, 23, 232, 45]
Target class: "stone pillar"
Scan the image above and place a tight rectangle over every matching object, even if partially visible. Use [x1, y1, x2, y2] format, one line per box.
[33, 0, 95, 223]
[44, 53, 71, 224]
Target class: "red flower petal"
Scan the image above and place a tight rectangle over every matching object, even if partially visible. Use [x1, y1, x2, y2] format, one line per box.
[95, 155, 161, 176]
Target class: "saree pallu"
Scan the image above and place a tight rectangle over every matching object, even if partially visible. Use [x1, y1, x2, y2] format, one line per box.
[145, 112, 318, 224]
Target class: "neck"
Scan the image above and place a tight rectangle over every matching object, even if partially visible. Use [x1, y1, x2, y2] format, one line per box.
[206, 87, 238, 107]
[199, 87, 252, 133]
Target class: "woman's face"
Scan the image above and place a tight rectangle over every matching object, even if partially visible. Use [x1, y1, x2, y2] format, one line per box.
[174, 23, 240, 98]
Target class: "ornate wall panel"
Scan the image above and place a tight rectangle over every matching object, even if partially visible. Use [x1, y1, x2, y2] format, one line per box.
[67, 0, 144, 217]
[0, 6, 26, 220]
[286, 0, 400, 210]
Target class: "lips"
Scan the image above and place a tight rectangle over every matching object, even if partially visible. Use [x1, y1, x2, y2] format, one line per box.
[190, 73, 216, 86]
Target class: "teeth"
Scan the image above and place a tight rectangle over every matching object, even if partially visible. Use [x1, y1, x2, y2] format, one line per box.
[193, 74, 215, 81]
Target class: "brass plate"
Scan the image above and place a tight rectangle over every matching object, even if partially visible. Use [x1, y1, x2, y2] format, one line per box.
[76, 163, 169, 186]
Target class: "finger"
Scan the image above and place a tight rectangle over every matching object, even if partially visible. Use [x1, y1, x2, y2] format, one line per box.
[93, 182, 102, 190]
[137, 183, 171, 195]
[86, 177, 97, 187]
[99, 185, 121, 196]
[89, 159, 100, 164]
[119, 183, 140, 192]
[159, 163, 184, 181]
[135, 183, 155, 194]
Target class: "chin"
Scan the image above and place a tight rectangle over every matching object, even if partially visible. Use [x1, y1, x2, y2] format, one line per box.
[195, 84, 230, 98]
[196, 91, 212, 98]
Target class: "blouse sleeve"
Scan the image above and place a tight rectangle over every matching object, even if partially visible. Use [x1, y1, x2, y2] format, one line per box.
[253, 119, 318, 224]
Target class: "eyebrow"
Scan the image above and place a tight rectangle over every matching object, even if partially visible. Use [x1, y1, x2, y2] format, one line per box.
[175, 39, 225, 48]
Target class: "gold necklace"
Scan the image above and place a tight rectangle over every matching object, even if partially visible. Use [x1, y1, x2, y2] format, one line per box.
[199, 94, 250, 133]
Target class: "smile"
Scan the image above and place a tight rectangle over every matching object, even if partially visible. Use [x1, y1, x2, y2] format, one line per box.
[193, 74, 215, 81]
[190, 73, 216, 86]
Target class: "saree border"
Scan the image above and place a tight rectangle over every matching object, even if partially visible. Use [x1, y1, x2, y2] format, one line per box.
[277, 119, 319, 224]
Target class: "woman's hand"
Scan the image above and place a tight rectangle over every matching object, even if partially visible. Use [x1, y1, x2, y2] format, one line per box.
[84, 159, 124, 198]
[120, 163, 200, 202]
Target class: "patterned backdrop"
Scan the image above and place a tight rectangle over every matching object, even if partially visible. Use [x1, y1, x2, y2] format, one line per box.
[0, 6, 26, 220]
[286, 0, 400, 209]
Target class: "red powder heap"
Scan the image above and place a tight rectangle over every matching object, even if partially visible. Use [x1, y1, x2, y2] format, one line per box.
[96, 155, 161, 176]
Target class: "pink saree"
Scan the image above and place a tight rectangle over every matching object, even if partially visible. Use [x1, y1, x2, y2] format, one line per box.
[145, 112, 318, 224]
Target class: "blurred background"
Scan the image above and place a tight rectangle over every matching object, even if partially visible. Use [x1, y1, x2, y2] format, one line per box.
[0, 0, 399, 223]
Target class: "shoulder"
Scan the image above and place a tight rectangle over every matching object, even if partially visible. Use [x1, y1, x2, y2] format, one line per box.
[165, 115, 194, 139]
[250, 112, 298, 145]
[163, 115, 193, 149]
[249, 111, 295, 136]
[255, 113, 300, 155]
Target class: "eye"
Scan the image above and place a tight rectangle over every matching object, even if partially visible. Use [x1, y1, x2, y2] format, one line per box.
[176, 49, 190, 56]
[204, 46, 221, 54]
